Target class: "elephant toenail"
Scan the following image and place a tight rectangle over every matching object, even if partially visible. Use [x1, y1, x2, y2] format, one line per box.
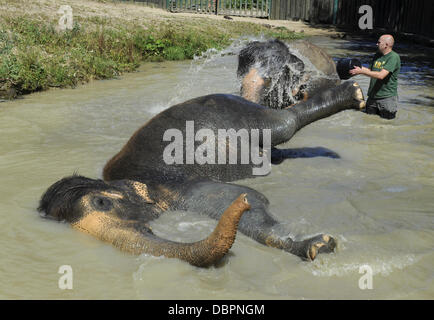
[309, 245, 318, 260]
[315, 242, 325, 249]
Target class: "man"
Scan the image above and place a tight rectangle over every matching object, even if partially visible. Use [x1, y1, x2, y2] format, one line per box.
[350, 34, 401, 119]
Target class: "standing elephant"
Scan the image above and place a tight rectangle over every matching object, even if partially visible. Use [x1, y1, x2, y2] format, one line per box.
[238, 39, 344, 109]
[39, 79, 365, 267]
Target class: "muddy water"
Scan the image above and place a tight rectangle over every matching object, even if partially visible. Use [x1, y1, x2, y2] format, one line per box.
[0, 36, 433, 299]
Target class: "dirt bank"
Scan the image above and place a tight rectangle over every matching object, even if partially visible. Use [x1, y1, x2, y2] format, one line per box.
[0, 0, 343, 37]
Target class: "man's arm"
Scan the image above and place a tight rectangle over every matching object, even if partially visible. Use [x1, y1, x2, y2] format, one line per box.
[349, 66, 389, 80]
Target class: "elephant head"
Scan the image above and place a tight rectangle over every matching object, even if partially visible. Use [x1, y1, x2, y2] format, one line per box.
[38, 175, 251, 267]
[237, 39, 341, 109]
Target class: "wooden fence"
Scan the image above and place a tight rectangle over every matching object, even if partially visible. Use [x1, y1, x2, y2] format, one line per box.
[217, 0, 271, 17]
[118, 0, 434, 38]
[123, 0, 166, 7]
[270, 0, 434, 38]
[119, 0, 271, 17]
[166, 0, 271, 17]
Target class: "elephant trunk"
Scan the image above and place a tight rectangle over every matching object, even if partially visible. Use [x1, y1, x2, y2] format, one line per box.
[73, 194, 250, 267]
[301, 75, 341, 100]
[286, 80, 365, 131]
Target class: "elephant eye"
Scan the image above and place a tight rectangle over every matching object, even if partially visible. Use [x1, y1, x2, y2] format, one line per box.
[92, 196, 113, 211]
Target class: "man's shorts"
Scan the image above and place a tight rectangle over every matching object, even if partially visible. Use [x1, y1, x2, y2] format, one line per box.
[365, 96, 398, 119]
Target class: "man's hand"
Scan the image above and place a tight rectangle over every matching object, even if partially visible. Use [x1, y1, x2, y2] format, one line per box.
[349, 66, 389, 80]
[349, 66, 364, 75]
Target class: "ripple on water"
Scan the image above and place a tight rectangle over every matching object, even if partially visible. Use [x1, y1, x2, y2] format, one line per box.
[306, 253, 420, 278]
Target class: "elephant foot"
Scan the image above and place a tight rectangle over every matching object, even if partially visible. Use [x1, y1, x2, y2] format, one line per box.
[291, 234, 336, 261]
[352, 82, 366, 110]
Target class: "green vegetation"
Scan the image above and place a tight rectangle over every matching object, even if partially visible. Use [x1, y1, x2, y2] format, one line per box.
[0, 5, 303, 99]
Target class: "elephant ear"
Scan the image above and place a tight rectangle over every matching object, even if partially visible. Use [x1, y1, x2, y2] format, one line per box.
[129, 181, 155, 204]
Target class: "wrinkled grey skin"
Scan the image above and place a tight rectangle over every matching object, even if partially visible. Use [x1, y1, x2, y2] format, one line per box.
[39, 70, 365, 265]
[238, 39, 341, 109]
[101, 82, 365, 261]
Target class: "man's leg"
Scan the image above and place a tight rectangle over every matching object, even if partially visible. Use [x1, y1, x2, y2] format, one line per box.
[365, 97, 380, 115]
[377, 96, 398, 119]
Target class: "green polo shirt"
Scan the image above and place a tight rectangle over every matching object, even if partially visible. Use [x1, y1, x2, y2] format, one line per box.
[367, 50, 401, 99]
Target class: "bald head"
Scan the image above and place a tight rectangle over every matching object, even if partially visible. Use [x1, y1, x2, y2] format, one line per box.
[381, 34, 394, 47]
[377, 34, 394, 54]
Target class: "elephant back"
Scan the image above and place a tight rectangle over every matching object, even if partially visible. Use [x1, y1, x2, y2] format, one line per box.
[289, 40, 338, 77]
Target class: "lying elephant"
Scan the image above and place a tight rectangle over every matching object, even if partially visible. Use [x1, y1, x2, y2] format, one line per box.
[38, 80, 365, 267]
[40, 178, 250, 268]
[238, 39, 343, 109]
